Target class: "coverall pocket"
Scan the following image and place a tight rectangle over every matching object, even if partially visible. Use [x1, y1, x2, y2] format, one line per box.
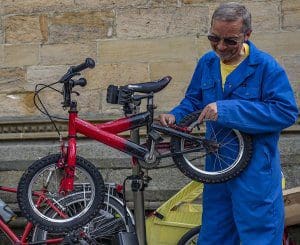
[231, 87, 260, 101]
[249, 149, 273, 201]
[201, 80, 216, 103]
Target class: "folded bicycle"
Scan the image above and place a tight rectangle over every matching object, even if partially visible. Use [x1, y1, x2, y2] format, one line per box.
[0, 183, 134, 244]
[16, 58, 252, 234]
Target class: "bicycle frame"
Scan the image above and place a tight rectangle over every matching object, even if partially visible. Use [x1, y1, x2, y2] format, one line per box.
[61, 101, 205, 193]
[0, 186, 64, 244]
[0, 183, 131, 245]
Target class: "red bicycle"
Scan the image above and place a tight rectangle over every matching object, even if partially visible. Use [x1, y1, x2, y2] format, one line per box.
[16, 58, 252, 233]
[0, 183, 135, 244]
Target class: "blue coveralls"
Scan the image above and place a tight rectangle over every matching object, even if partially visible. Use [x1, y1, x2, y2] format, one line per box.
[170, 41, 299, 244]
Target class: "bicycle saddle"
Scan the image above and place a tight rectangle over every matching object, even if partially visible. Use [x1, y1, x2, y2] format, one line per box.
[126, 76, 172, 94]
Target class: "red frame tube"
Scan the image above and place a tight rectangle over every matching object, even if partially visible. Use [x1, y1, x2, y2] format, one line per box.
[0, 186, 66, 244]
[0, 218, 21, 243]
[71, 111, 149, 158]
[59, 110, 150, 193]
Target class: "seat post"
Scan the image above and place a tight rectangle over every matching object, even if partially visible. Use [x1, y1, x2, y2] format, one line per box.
[130, 105, 147, 245]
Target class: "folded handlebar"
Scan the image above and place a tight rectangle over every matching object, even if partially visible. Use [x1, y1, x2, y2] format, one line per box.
[60, 58, 95, 107]
[69, 58, 95, 74]
[59, 58, 95, 83]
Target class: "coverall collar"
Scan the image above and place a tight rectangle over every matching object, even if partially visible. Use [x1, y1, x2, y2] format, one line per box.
[207, 41, 261, 98]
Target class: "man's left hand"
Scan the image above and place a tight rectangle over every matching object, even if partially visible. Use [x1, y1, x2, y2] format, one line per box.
[198, 102, 218, 123]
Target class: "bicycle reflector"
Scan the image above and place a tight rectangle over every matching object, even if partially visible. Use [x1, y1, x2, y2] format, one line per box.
[106, 85, 119, 104]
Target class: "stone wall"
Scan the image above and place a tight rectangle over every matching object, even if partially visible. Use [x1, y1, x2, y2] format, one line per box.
[0, 0, 299, 120]
[0, 0, 299, 210]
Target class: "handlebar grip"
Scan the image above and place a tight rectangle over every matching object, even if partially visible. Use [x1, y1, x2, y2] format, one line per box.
[70, 58, 95, 73]
[72, 78, 87, 87]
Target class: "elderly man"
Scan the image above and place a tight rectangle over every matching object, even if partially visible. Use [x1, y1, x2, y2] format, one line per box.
[159, 2, 298, 244]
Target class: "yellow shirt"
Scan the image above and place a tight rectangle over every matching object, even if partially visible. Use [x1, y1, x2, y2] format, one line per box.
[220, 43, 250, 88]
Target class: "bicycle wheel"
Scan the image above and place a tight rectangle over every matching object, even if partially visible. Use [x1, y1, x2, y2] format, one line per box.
[32, 192, 135, 244]
[177, 226, 200, 245]
[17, 154, 105, 233]
[171, 111, 252, 183]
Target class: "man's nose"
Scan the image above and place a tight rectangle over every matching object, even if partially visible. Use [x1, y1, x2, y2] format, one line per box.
[217, 40, 227, 51]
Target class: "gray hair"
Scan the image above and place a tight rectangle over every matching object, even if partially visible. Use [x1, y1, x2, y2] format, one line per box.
[211, 2, 252, 33]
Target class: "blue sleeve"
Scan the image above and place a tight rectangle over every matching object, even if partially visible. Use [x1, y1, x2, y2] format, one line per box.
[217, 66, 299, 134]
[170, 60, 204, 123]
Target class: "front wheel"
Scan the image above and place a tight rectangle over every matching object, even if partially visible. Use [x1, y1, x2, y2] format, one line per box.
[171, 111, 252, 183]
[17, 154, 106, 233]
[32, 193, 135, 244]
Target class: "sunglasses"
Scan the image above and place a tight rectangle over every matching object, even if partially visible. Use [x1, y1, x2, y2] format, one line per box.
[207, 34, 241, 46]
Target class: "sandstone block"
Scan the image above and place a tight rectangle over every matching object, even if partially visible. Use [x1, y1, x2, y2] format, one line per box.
[49, 11, 115, 43]
[4, 15, 48, 44]
[0, 92, 37, 117]
[183, 0, 208, 4]
[76, 89, 102, 115]
[290, 81, 300, 106]
[26, 65, 69, 91]
[247, 1, 280, 32]
[207, 2, 280, 32]
[3, 0, 75, 15]
[84, 62, 150, 90]
[0, 23, 3, 45]
[37, 88, 101, 117]
[99, 37, 198, 63]
[100, 90, 124, 116]
[116, 6, 208, 38]
[150, 60, 196, 111]
[251, 32, 300, 57]
[147, 0, 179, 7]
[282, 0, 300, 30]
[40, 43, 97, 65]
[196, 35, 211, 57]
[74, 0, 147, 9]
[0, 45, 3, 66]
[0, 67, 26, 93]
[4, 44, 39, 67]
[282, 56, 300, 81]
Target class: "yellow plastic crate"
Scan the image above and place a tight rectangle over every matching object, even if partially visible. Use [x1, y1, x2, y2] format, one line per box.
[146, 181, 203, 245]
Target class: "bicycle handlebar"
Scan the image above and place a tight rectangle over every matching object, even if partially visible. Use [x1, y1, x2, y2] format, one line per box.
[59, 58, 95, 83]
[60, 59, 95, 107]
[70, 58, 95, 73]
[71, 78, 87, 87]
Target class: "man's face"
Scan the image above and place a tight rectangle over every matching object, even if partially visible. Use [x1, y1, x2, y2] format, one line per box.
[209, 18, 251, 64]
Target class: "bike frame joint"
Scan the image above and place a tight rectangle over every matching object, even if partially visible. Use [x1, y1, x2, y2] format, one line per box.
[148, 130, 163, 143]
[129, 175, 144, 192]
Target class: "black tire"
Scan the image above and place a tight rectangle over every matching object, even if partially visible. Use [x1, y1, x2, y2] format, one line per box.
[17, 154, 106, 233]
[32, 193, 135, 244]
[178, 226, 200, 245]
[171, 111, 252, 183]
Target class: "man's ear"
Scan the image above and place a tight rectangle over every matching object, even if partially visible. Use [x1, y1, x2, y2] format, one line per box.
[244, 29, 252, 41]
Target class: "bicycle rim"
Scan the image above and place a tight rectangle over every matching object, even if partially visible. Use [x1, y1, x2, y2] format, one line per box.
[27, 163, 96, 224]
[171, 111, 252, 183]
[181, 122, 245, 176]
[32, 193, 134, 244]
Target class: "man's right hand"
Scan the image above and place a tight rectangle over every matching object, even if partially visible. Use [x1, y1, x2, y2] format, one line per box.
[158, 114, 176, 126]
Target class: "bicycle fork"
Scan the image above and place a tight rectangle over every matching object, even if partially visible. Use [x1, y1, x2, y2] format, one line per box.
[58, 104, 77, 194]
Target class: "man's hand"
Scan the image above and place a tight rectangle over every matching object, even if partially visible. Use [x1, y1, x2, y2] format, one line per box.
[158, 113, 176, 126]
[198, 102, 218, 123]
